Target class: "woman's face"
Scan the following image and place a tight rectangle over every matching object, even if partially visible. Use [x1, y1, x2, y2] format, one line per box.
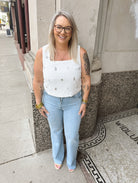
[54, 16, 72, 46]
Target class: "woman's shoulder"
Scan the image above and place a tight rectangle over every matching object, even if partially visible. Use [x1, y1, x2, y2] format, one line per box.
[36, 44, 49, 57]
[36, 48, 42, 58]
[80, 46, 87, 58]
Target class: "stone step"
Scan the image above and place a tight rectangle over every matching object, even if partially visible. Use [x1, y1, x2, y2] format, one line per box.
[24, 52, 35, 91]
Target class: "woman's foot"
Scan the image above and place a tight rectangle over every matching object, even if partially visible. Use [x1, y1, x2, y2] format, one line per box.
[68, 169, 75, 172]
[54, 163, 62, 170]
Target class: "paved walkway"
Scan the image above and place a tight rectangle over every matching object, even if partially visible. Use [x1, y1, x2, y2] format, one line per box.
[0, 30, 87, 183]
[79, 113, 138, 183]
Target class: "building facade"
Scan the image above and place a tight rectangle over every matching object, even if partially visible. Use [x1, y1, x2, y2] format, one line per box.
[11, 0, 138, 152]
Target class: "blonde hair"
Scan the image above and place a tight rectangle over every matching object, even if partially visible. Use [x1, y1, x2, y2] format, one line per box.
[48, 10, 78, 62]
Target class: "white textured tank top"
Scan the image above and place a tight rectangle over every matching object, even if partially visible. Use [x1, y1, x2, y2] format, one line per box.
[42, 44, 81, 97]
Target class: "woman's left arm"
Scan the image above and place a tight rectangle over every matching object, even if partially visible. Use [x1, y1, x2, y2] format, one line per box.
[78, 47, 91, 118]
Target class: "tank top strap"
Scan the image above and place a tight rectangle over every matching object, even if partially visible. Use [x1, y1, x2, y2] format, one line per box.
[43, 44, 81, 63]
[77, 45, 81, 64]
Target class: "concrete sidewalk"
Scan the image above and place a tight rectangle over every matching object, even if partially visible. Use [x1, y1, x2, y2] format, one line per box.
[0, 30, 87, 183]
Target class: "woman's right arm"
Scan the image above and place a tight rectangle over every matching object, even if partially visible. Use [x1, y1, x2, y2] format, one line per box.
[33, 48, 48, 118]
[33, 48, 43, 105]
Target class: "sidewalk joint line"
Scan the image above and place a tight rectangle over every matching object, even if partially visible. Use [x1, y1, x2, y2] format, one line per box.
[0, 152, 36, 166]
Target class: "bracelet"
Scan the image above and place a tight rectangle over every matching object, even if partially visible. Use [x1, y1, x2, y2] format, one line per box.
[82, 99, 88, 104]
[35, 102, 44, 109]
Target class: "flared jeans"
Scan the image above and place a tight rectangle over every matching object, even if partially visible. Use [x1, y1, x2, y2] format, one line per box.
[42, 90, 82, 169]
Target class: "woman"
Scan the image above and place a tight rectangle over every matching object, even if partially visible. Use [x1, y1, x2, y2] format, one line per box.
[33, 10, 91, 172]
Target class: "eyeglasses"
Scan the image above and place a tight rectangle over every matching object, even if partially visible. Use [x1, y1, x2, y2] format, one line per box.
[54, 24, 72, 34]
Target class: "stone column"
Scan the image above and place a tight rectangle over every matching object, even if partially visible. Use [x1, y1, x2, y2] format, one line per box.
[97, 0, 138, 120]
[58, 0, 101, 139]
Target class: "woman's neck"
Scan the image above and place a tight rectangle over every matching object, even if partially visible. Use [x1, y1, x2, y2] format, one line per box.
[54, 43, 70, 61]
[55, 42, 69, 52]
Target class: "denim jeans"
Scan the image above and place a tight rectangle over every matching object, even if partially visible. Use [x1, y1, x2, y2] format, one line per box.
[42, 90, 82, 169]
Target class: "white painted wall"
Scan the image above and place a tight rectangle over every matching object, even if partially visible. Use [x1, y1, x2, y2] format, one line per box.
[37, 0, 55, 49]
[56, 0, 61, 12]
[28, 0, 38, 54]
[101, 0, 138, 73]
[60, 0, 100, 65]
[28, 0, 55, 54]
[130, 0, 138, 38]
[28, 0, 101, 85]
[29, 0, 100, 61]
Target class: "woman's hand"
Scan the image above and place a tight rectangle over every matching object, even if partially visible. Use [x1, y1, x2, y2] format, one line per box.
[78, 103, 87, 118]
[39, 106, 49, 118]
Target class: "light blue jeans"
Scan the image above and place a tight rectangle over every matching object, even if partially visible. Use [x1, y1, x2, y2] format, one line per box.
[42, 90, 82, 169]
